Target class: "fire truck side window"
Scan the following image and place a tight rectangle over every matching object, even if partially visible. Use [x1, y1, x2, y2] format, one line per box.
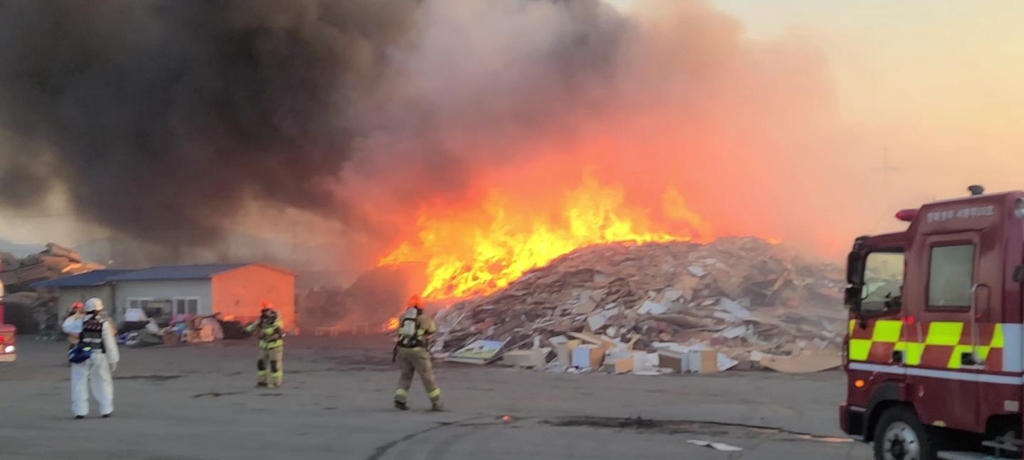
[861, 251, 905, 313]
[927, 244, 975, 310]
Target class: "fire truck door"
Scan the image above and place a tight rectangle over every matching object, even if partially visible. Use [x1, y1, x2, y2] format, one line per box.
[906, 235, 981, 431]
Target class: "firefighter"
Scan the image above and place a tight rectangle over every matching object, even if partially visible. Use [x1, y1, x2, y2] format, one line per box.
[65, 298, 119, 419]
[393, 295, 442, 411]
[244, 303, 284, 388]
[63, 301, 85, 349]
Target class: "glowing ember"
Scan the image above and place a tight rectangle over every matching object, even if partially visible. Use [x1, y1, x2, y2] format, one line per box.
[379, 172, 713, 300]
[383, 317, 399, 332]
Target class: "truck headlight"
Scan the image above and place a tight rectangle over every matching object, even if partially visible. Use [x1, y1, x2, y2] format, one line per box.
[3, 345, 14, 353]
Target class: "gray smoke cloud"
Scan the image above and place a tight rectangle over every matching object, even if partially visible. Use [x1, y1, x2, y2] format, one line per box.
[0, 0, 626, 246]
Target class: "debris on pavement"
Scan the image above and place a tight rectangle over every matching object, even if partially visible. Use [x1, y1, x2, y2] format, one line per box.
[687, 440, 744, 452]
[447, 339, 507, 365]
[431, 237, 846, 375]
[757, 351, 842, 373]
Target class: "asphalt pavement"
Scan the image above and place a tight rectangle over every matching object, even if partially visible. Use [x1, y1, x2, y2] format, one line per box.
[0, 336, 871, 460]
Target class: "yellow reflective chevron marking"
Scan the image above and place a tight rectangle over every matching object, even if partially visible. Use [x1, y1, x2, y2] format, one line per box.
[948, 344, 974, 369]
[872, 320, 903, 343]
[849, 339, 872, 361]
[975, 345, 992, 361]
[903, 342, 925, 366]
[991, 324, 1004, 348]
[925, 322, 963, 346]
[846, 320, 1008, 370]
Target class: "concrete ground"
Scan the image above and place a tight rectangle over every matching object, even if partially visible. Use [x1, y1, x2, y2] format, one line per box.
[0, 337, 871, 460]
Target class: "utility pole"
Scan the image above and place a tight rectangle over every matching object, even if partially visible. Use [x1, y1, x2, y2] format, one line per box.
[866, 150, 904, 233]
[871, 151, 900, 191]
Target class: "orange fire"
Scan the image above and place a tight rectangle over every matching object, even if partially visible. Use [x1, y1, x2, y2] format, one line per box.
[379, 171, 713, 300]
[383, 317, 399, 332]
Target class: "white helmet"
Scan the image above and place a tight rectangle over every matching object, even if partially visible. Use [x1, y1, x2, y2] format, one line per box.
[85, 298, 104, 313]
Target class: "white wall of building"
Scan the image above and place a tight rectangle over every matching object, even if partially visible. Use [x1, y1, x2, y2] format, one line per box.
[113, 280, 212, 322]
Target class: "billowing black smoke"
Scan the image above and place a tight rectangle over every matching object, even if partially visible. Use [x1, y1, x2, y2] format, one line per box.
[0, 0, 627, 246]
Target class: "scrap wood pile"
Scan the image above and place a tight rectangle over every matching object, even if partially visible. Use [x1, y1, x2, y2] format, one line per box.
[0, 243, 105, 334]
[432, 237, 847, 375]
[0, 243, 105, 289]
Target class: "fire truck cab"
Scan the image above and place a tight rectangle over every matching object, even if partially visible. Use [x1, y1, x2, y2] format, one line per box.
[841, 187, 1024, 460]
[0, 279, 15, 363]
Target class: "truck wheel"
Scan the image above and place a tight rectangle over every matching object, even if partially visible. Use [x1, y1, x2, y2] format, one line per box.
[873, 406, 936, 460]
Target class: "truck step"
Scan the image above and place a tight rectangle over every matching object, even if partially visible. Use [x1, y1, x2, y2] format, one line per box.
[982, 439, 1023, 454]
[937, 452, 1001, 460]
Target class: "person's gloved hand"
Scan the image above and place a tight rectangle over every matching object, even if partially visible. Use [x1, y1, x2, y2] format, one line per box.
[109, 362, 118, 373]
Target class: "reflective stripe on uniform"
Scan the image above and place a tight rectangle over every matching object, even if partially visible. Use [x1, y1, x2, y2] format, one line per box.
[428, 388, 440, 398]
[395, 389, 407, 396]
[260, 341, 283, 350]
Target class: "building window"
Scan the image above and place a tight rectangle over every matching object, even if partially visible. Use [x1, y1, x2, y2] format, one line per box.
[927, 244, 975, 310]
[862, 251, 905, 313]
[126, 298, 152, 310]
[174, 297, 200, 316]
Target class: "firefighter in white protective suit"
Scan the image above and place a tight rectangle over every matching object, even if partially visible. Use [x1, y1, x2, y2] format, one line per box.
[63, 298, 120, 419]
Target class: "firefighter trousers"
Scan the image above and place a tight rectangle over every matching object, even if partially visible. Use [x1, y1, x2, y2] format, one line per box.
[71, 352, 113, 416]
[257, 347, 283, 386]
[394, 347, 440, 404]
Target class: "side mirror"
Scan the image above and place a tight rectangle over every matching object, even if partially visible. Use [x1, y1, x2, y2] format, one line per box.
[846, 251, 865, 285]
[844, 286, 863, 312]
[845, 286, 867, 329]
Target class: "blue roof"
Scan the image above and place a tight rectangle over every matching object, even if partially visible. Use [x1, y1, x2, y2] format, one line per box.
[32, 270, 134, 288]
[106, 264, 249, 282]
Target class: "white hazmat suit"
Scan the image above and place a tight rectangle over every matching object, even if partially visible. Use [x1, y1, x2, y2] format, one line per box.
[63, 298, 119, 418]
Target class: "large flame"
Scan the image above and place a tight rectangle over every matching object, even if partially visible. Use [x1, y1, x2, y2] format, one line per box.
[379, 171, 713, 300]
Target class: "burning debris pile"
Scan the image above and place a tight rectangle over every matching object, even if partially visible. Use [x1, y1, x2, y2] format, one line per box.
[0, 243, 105, 289]
[0, 243, 105, 334]
[431, 237, 846, 374]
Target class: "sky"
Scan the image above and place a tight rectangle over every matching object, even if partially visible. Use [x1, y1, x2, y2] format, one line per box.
[2, 0, 1023, 248]
[604, 0, 1024, 239]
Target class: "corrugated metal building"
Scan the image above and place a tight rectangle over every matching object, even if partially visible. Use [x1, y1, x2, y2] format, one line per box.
[35, 270, 132, 320]
[35, 264, 295, 330]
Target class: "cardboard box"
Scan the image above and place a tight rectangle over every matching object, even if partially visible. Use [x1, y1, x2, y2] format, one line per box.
[657, 351, 685, 373]
[686, 350, 718, 374]
[501, 349, 548, 368]
[555, 339, 582, 366]
[571, 345, 606, 369]
[611, 357, 634, 374]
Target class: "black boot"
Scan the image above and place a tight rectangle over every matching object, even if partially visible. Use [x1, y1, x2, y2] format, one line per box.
[394, 400, 408, 411]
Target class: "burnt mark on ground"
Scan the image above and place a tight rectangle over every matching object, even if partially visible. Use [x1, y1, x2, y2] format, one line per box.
[114, 375, 182, 382]
[544, 416, 854, 444]
[193, 391, 247, 398]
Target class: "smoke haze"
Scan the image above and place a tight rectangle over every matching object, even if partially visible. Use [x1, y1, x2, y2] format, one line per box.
[0, 0, 864, 271]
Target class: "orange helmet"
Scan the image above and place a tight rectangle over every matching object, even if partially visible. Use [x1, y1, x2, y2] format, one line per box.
[71, 301, 84, 311]
[407, 295, 421, 308]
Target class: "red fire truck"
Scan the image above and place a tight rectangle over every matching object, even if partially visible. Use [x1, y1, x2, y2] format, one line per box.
[0, 279, 15, 362]
[841, 186, 1024, 460]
